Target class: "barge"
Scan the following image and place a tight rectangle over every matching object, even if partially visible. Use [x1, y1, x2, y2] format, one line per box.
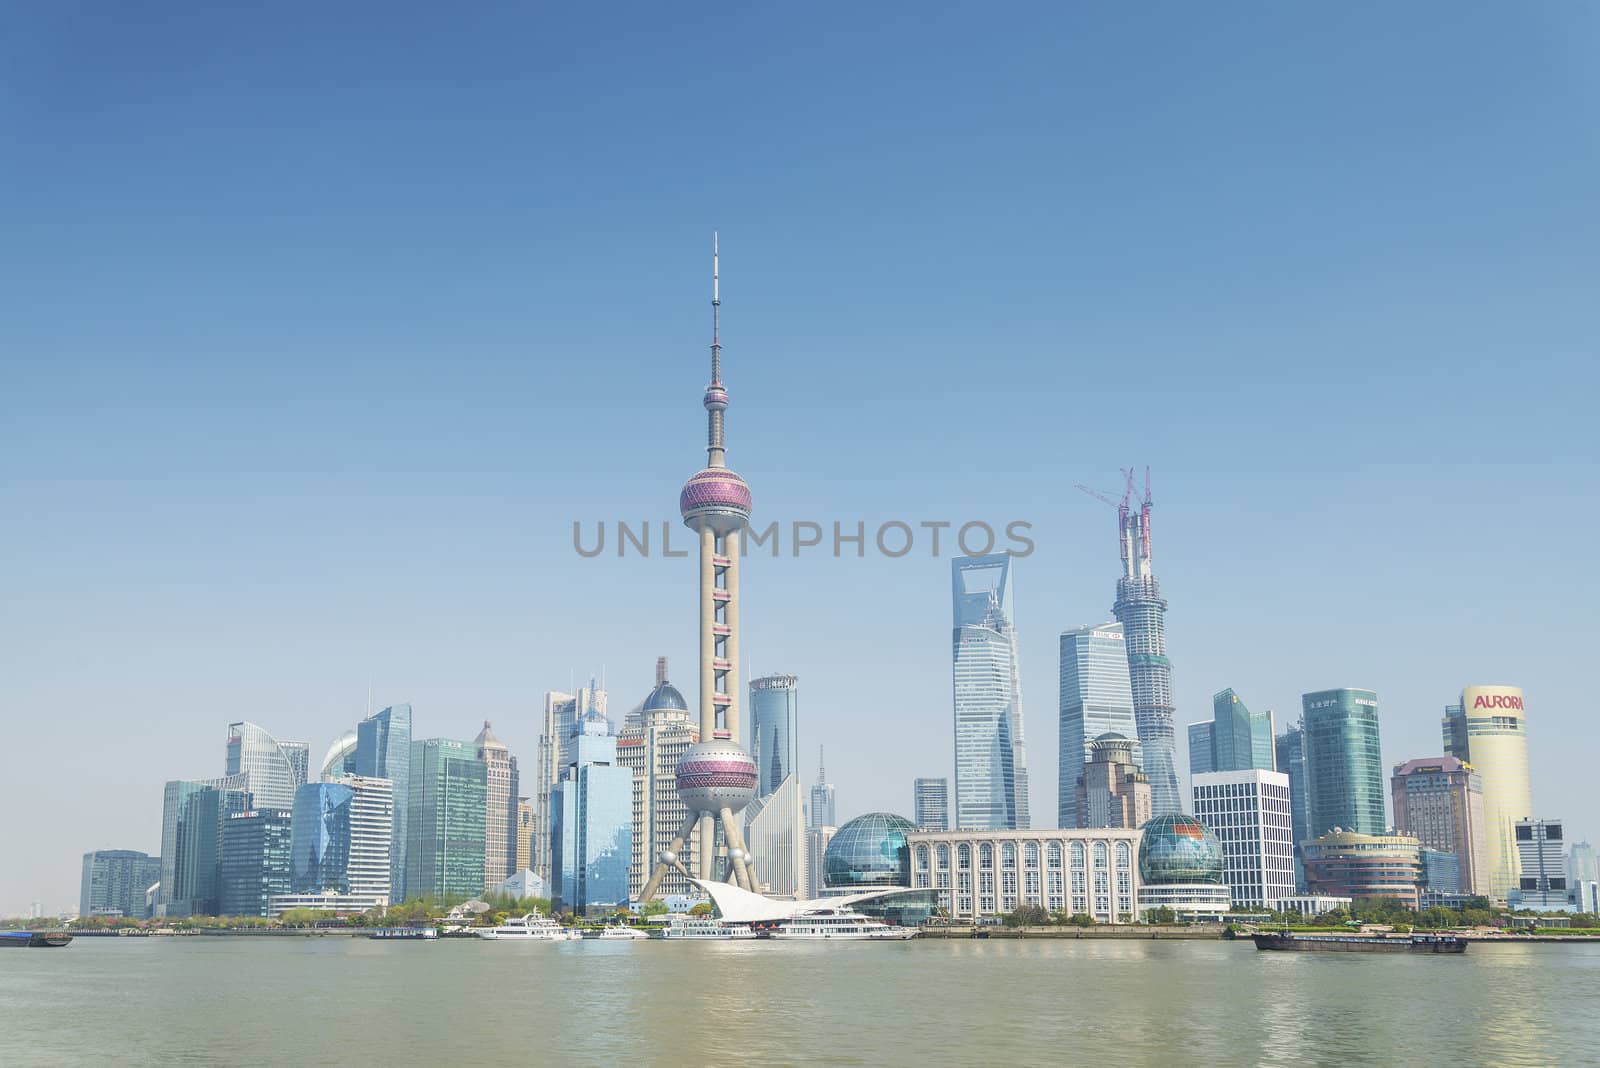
[1251, 930, 1466, 954]
[0, 930, 73, 948]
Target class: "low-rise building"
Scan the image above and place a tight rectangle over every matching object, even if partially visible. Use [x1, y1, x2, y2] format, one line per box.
[908, 827, 1141, 923]
[1136, 815, 1231, 918]
[1303, 829, 1421, 908]
[1269, 894, 1352, 916]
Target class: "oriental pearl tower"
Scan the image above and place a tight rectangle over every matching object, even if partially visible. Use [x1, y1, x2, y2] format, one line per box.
[639, 235, 761, 899]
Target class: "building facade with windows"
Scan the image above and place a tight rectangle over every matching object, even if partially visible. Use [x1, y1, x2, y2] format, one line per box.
[1058, 622, 1139, 828]
[749, 674, 799, 800]
[1075, 732, 1152, 830]
[1191, 770, 1295, 908]
[332, 775, 392, 905]
[1274, 722, 1310, 889]
[290, 782, 353, 893]
[1390, 756, 1487, 896]
[218, 808, 295, 917]
[1187, 689, 1275, 778]
[617, 664, 700, 901]
[475, 721, 519, 892]
[79, 850, 162, 919]
[907, 828, 1141, 922]
[355, 703, 411, 901]
[1302, 689, 1385, 837]
[1510, 819, 1569, 911]
[225, 721, 304, 810]
[405, 738, 487, 901]
[1303, 829, 1421, 908]
[952, 554, 1029, 830]
[1444, 685, 1533, 904]
[914, 777, 950, 831]
[745, 772, 806, 897]
[1136, 815, 1232, 917]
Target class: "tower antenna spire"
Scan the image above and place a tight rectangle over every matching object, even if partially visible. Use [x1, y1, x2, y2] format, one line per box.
[711, 230, 721, 385]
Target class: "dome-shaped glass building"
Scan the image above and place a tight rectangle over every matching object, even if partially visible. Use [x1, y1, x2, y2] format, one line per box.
[823, 813, 917, 889]
[1136, 815, 1231, 918]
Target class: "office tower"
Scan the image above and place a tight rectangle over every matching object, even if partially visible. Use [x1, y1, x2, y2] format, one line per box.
[280, 741, 310, 789]
[618, 661, 701, 900]
[550, 713, 633, 912]
[1443, 685, 1533, 904]
[1511, 819, 1568, 911]
[1420, 849, 1462, 894]
[334, 775, 393, 905]
[1058, 622, 1139, 828]
[515, 797, 535, 875]
[1570, 841, 1599, 889]
[225, 721, 303, 809]
[641, 238, 764, 899]
[355, 702, 411, 901]
[1191, 769, 1296, 908]
[405, 738, 488, 900]
[1075, 733, 1152, 829]
[475, 721, 519, 891]
[808, 747, 836, 830]
[749, 674, 799, 799]
[805, 825, 837, 900]
[320, 731, 359, 781]
[952, 553, 1029, 830]
[290, 781, 353, 893]
[1390, 757, 1488, 896]
[536, 680, 606, 884]
[1274, 721, 1310, 890]
[914, 777, 950, 831]
[1187, 689, 1275, 778]
[1303, 829, 1422, 908]
[745, 773, 806, 896]
[79, 850, 161, 919]
[1302, 688, 1385, 837]
[1108, 474, 1181, 817]
[218, 808, 294, 917]
[160, 775, 251, 916]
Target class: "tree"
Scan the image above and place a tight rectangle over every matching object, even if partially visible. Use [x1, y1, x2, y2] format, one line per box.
[640, 900, 668, 917]
[689, 903, 714, 917]
[1148, 906, 1176, 925]
[1066, 913, 1095, 927]
[1003, 904, 1050, 928]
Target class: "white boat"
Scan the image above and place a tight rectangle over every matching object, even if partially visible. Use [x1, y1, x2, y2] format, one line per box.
[597, 925, 651, 940]
[661, 915, 756, 940]
[753, 908, 917, 941]
[478, 913, 579, 941]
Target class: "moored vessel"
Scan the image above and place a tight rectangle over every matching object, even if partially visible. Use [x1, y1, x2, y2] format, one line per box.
[597, 925, 651, 940]
[0, 930, 73, 948]
[661, 914, 756, 940]
[752, 909, 916, 941]
[1251, 930, 1466, 954]
[478, 914, 579, 941]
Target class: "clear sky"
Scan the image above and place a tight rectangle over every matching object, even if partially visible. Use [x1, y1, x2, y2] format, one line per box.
[2, 2, 1595, 914]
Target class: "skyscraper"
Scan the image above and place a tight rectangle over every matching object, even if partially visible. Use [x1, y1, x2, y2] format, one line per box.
[1302, 688, 1385, 837]
[515, 796, 535, 875]
[1058, 622, 1139, 828]
[475, 721, 518, 891]
[617, 662, 701, 900]
[1075, 733, 1152, 830]
[749, 674, 799, 799]
[808, 746, 836, 830]
[1187, 689, 1275, 778]
[289, 781, 353, 893]
[1445, 685, 1533, 904]
[218, 808, 294, 917]
[952, 553, 1028, 830]
[320, 731, 359, 781]
[1510, 819, 1568, 911]
[1390, 757, 1488, 896]
[79, 850, 161, 919]
[355, 703, 411, 901]
[334, 774, 394, 906]
[745, 773, 806, 897]
[1108, 475, 1181, 816]
[640, 237, 763, 899]
[913, 777, 949, 831]
[536, 680, 607, 883]
[1274, 721, 1309, 890]
[280, 741, 311, 790]
[550, 713, 633, 912]
[225, 721, 302, 809]
[405, 738, 487, 900]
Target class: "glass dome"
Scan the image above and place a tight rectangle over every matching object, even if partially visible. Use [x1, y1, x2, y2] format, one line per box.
[1138, 814, 1224, 885]
[823, 812, 917, 888]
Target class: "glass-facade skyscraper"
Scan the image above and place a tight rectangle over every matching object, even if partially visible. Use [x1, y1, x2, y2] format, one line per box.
[1058, 622, 1140, 829]
[1275, 721, 1310, 890]
[749, 674, 799, 800]
[356, 703, 411, 901]
[79, 850, 161, 919]
[1302, 688, 1385, 838]
[405, 738, 487, 900]
[218, 808, 294, 917]
[952, 554, 1028, 831]
[225, 721, 302, 809]
[160, 774, 251, 916]
[1188, 690, 1275, 778]
[290, 782, 353, 893]
[808, 746, 835, 830]
[550, 717, 632, 912]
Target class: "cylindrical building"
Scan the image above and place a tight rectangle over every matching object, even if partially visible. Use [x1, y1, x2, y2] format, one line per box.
[1459, 685, 1533, 903]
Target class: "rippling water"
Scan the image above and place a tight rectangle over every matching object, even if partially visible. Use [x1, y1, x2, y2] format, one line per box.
[3, 936, 1596, 1066]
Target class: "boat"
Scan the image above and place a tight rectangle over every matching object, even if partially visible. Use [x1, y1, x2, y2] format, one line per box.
[1250, 930, 1466, 954]
[661, 914, 756, 940]
[367, 926, 438, 940]
[477, 914, 579, 941]
[0, 930, 73, 948]
[752, 908, 917, 941]
[597, 925, 651, 940]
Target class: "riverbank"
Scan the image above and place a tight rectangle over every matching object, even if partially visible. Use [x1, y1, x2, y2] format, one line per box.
[918, 925, 1222, 939]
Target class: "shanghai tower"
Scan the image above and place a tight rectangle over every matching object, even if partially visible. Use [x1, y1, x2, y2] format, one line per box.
[1111, 472, 1182, 816]
[638, 235, 762, 900]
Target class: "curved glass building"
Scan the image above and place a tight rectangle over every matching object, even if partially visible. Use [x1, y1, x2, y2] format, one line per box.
[291, 782, 353, 893]
[1136, 814, 1230, 916]
[749, 674, 799, 799]
[823, 813, 917, 889]
[1302, 688, 1385, 837]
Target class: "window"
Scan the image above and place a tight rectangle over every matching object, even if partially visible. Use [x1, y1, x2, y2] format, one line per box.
[1047, 842, 1062, 868]
[937, 844, 950, 870]
[1024, 842, 1040, 869]
[1071, 842, 1086, 868]
[916, 845, 930, 870]
[1002, 843, 1017, 869]
[980, 843, 994, 869]
[1516, 825, 1533, 841]
[958, 844, 971, 870]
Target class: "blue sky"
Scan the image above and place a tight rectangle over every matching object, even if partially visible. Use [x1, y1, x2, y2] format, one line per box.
[2, 2, 1596, 913]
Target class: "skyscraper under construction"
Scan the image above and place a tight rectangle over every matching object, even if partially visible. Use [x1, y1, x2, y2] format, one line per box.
[1105, 472, 1182, 816]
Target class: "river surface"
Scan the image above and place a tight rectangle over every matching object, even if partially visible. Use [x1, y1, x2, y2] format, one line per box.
[3, 936, 1597, 1066]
